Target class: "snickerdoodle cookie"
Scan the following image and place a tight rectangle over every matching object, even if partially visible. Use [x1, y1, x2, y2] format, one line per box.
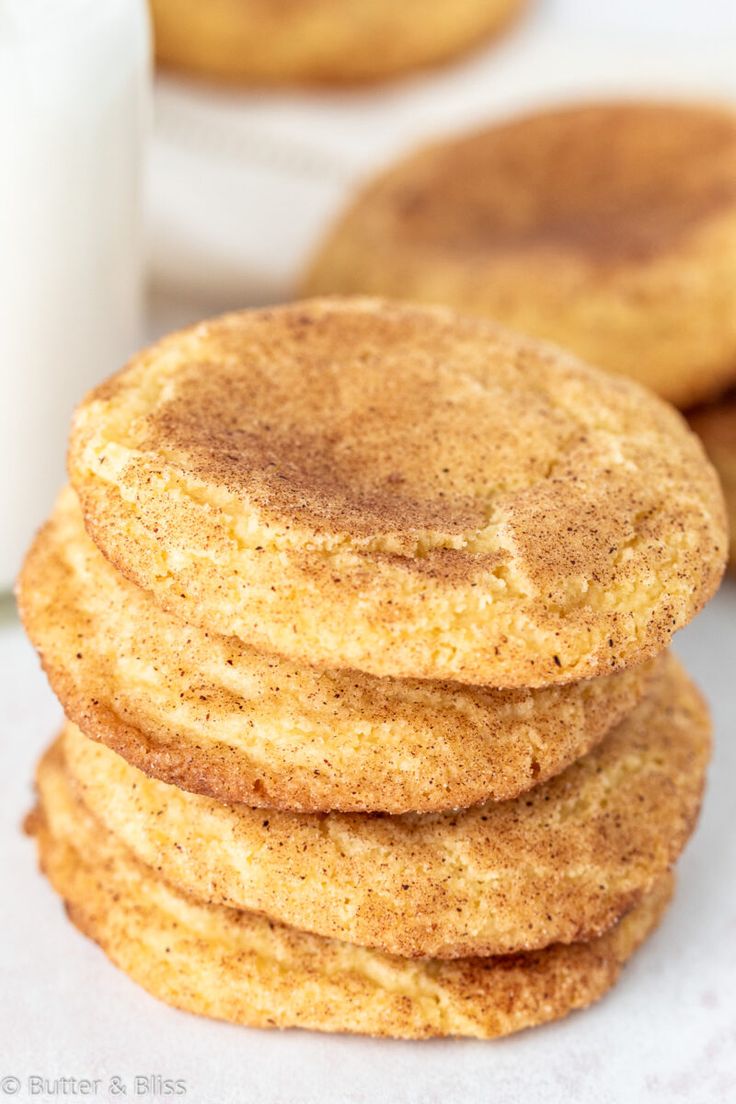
[690, 394, 736, 573]
[303, 103, 736, 408]
[29, 743, 673, 1040]
[150, 0, 524, 87]
[68, 299, 726, 686]
[19, 487, 655, 813]
[61, 654, 708, 959]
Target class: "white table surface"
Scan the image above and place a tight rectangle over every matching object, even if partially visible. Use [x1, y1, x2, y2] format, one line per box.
[4, 1, 736, 1101]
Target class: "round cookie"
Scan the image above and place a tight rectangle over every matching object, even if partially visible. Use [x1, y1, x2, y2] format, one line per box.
[150, 0, 524, 87]
[19, 487, 655, 814]
[68, 298, 727, 686]
[29, 745, 674, 1040]
[303, 103, 736, 408]
[690, 395, 736, 574]
[62, 654, 709, 959]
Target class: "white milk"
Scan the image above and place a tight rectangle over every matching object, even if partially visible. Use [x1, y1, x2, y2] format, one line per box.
[0, 0, 150, 589]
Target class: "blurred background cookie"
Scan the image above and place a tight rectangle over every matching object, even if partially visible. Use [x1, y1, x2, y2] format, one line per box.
[304, 101, 736, 408]
[690, 394, 736, 573]
[150, 0, 526, 86]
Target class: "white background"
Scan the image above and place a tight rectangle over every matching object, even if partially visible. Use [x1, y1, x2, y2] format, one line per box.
[3, 2, 736, 1102]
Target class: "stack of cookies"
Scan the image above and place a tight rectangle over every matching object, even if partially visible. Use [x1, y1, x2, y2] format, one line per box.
[20, 299, 726, 1039]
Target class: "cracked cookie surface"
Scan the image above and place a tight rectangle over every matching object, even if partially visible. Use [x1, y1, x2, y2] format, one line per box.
[68, 298, 726, 685]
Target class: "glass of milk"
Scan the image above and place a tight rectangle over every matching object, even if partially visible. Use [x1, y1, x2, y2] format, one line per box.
[0, 0, 151, 590]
